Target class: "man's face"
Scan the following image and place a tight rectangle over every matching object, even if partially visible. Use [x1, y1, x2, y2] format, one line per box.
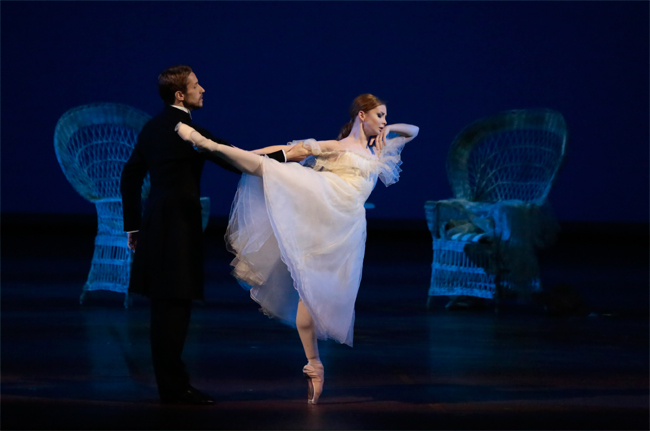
[181, 72, 204, 110]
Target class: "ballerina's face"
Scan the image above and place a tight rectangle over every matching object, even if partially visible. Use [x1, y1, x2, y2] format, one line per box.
[362, 105, 387, 136]
[180, 72, 205, 110]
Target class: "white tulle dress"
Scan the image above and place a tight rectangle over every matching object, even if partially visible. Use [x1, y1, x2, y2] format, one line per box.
[226, 137, 407, 346]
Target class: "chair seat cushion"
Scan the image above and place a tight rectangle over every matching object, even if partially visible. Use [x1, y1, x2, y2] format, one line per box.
[444, 219, 494, 244]
[449, 232, 493, 244]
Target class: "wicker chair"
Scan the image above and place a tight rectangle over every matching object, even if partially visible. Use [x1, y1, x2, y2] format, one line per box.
[54, 103, 213, 307]
[425, 109, 567, 310]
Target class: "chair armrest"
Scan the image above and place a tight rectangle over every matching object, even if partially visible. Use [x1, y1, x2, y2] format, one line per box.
[424, 199, 471, 238]
[425, 199, 500, 239]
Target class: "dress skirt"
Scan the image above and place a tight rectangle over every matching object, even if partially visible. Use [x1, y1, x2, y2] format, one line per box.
[226, 157, 368, 346]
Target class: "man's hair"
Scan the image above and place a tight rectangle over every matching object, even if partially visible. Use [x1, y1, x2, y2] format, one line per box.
[158, 65, 193, 104]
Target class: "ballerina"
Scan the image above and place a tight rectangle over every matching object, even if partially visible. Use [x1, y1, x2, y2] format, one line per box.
[176, 94, 419, 404]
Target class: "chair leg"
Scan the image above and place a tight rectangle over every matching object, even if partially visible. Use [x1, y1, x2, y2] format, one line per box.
[494, 274, 502, 314]
[80, 284, 89, 305]
[426, 296, 435, 310]
[123, 292, 132, 308]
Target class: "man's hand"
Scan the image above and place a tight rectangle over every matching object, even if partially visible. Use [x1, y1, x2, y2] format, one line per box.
[285, 141, 310, 162]
[127, 232, 138, 252]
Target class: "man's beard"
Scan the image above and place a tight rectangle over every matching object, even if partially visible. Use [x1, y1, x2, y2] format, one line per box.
[185, 100, 202, 110]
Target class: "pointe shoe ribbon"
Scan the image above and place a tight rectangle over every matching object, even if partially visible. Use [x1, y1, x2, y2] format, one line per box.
[303, 363, 324, 405]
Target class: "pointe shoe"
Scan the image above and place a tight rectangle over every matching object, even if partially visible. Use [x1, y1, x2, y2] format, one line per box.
[175, 122, 217, 151]
[302, 362, 324, 405]
[175, 122, 197, 142]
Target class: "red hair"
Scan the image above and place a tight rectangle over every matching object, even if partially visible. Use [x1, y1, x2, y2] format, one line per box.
[337, 94, 385, 140]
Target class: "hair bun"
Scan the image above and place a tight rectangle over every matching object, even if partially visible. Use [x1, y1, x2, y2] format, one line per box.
[336, 94, 384, 140]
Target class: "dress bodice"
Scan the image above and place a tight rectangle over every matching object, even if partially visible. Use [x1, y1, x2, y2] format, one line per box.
[312, 150, 380, 199]
[295, 138, 407, 201]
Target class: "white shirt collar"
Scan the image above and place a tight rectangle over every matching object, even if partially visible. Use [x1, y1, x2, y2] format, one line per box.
[170, 104, 191, 119]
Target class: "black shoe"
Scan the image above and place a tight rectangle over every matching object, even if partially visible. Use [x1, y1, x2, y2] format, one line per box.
[161, 386, 215, 405]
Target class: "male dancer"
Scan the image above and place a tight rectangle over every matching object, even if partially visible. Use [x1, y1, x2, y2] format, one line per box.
[121, 65, 306, 405]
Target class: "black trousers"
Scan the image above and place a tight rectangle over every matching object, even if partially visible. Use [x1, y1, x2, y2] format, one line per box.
[150, 298, 192, 398]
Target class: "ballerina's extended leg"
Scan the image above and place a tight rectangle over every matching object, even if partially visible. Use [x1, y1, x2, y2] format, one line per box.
[296, 299, 324, 404]
[176, 122, 265, 176]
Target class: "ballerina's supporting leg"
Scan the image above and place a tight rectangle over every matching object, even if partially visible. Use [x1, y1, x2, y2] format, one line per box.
[296, 299, 324, 404]
[297, 300, 320, 363]
[175, 122, 265, 176]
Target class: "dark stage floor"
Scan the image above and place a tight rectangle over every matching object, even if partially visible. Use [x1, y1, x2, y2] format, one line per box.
[2, 216, 648, 430]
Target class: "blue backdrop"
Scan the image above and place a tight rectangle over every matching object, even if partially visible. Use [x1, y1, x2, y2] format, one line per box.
[2, 1, 648, 222]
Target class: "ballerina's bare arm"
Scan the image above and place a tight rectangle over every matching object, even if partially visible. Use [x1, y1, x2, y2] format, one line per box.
[375, 123, 420, 152]
[252, 140, 343, 159]
[252, 140, 339, 154]
[252, 145, 290, 155]
[251, 144, 311, 162]
[313, 140, 345, 153]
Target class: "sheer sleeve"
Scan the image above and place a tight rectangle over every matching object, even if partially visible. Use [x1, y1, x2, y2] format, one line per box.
[286, 139, 319, 153]
[377, 135, 407, 187]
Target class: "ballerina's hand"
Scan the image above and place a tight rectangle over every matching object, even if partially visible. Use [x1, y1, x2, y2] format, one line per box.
[285, 141, 310, 162]
[375, 126, 391, 155]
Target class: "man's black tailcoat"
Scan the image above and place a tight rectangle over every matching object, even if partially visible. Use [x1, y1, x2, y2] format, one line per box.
[121, 106, 283, 300]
